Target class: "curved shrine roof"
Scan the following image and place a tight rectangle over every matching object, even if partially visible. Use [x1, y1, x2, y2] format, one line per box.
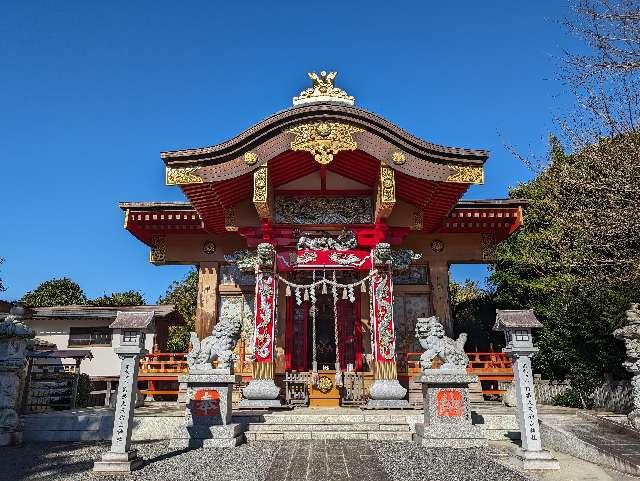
[160, 103, 488, 188]
[119, 73, 525, 250]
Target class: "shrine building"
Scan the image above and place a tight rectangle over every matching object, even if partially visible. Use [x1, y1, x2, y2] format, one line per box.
[119, 72, 524, 407]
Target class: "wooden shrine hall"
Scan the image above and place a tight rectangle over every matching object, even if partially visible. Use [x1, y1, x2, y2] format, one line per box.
[119, 71, 524, 408]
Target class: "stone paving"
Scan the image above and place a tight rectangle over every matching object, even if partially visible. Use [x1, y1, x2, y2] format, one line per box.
[265, 441, 391, 481]
[0, 440, 533, 481]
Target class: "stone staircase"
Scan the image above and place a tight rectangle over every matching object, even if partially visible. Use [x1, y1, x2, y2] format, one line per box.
[239, 411, 417, 441]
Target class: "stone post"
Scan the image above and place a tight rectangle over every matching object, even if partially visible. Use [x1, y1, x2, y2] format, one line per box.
[94, 345, 145, 471]
[613, 303, 640, 429]
[415, 370, 486, 447]
[0, 306, 35, 447]
[366, 268, 408, 408]
[94, 311, 152, 473]
[494, 309, 559, 470]
[413, 317, 485, 447]
[171, 370, 242, 448]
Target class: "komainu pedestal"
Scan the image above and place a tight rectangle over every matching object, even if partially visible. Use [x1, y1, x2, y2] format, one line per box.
[414, 370, 486, 448]
[171, 371, 243, 448]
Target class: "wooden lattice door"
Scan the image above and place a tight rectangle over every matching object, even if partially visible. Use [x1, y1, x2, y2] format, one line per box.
[285, 298, 309, 372]
[337, 296, 362, 371]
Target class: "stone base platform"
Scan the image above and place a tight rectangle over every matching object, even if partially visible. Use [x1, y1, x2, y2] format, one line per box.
[93, 450, 144, 473]
[170, 423, 243, 448]
[0, 430, 23, 446]
[243, 410, 415, 441]
[414, 422, 487, 448]
[21, 401, 540, 443]
[511, 447, 560, 470]
[363, 400, 410, 409]
[238, 399, 284, 409]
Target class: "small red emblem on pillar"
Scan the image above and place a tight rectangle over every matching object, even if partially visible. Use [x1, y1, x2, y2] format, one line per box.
[436, 389, 463, 417]
[193, 389, 220, 417]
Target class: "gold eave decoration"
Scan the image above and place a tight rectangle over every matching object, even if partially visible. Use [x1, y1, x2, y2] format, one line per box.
[224, 207, 238, 232]
[391, 150, 406, 165]
[253, 165, 271, 219]
[149, 235, 167, 264]
[446, 165, 484, 184]
[288, 121, 363, 165]
[376, 162, 396, 219]
[244, 151, 258, 165]
[165, 166, 204, 185]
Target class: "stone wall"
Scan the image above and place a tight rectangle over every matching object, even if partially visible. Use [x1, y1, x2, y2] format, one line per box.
[532, 380, 572, 405]
[533, 379, 634, 413]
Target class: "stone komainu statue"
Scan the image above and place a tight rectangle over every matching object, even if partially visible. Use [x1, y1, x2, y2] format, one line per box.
[187, 314, 242, 371]
[415, 316, 468, 371]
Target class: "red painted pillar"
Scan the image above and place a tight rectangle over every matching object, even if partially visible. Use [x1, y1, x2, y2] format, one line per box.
[367, 245, 409, 408]
[240, 242, 282, 408]
[252, 267, 278, 379]
[370, 269, 398, 379]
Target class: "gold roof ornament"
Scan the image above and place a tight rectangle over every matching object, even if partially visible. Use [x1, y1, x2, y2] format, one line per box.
[288, 121, 363, 164]
[293, 71, 355, 107]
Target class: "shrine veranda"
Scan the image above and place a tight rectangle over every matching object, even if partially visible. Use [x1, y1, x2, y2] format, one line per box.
[120, 72, 525, 409]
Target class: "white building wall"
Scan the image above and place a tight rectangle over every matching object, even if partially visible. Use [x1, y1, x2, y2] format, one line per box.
[27, 318, 156, 378]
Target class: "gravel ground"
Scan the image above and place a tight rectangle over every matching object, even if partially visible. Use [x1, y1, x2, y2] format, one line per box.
[371, 442, 535, 481]
[2, 441, 277, 481]
[2, 440, 535, 481]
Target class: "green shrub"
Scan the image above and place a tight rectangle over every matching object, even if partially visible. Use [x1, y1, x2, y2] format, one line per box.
[75, 373, 91, 408]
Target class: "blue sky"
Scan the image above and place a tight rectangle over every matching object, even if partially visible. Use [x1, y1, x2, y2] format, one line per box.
[1, 1, 575, 302]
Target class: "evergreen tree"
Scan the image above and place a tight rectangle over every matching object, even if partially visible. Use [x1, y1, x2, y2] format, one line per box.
[90, 290, 145, 307]
[159, 270, 198, 352]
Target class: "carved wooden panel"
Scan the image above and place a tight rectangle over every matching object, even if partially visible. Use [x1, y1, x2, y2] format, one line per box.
[393, 293, 431, 354]
[219, 293, 255, 354]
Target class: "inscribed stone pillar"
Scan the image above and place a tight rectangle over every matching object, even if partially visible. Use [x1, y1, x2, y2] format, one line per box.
[429, 261, 453, 336]
[95, 312, 153, 473]
[366, 269, 409, 409]
[512, 354, 541, 451]
[196, 262, 219, 340]
[509, 352, 560, 469]
[494, 309, 559, 470]
[94, 345, 146, 471]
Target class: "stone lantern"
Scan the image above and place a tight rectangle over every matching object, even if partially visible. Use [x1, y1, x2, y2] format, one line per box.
[94, 311, 152, 472]
[613, 303, 640, 429]
[0, 305, 35, 447]
[494, 309, 559, 470]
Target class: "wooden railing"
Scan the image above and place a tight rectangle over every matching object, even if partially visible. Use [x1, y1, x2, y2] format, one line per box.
[139, 353, 188, 399]
[466, 352, 513, 395]
[397, 351, 514, 397]
[139, 353, 188, 375]
[466, 352, 513, 377]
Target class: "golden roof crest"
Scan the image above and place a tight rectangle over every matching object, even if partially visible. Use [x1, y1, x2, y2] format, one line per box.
[293, 71, 355, 107]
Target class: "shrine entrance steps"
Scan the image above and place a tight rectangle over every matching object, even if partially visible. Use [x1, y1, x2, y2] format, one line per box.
[21, 401, 522, 443]
[238, 409, 415, 441]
